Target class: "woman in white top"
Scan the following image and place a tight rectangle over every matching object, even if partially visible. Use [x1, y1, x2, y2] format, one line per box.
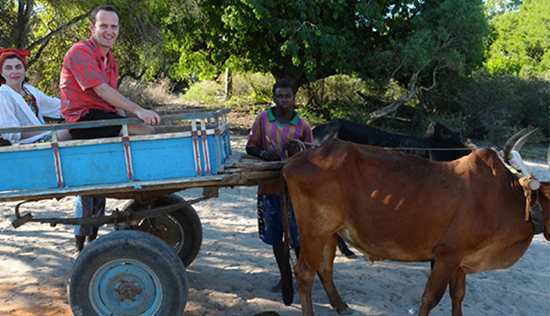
[0, 47, 70, 144]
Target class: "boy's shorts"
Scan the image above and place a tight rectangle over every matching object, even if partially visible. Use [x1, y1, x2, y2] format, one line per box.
[69, 109, 124, 139]
[257, 195, 300, 248]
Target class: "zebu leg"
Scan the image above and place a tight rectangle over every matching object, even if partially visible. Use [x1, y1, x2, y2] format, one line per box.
[318, 234, 350, 314]
[294, 223, 337, 316]
[449, 268, 466, 316]
[418, 257, 461, 316]
[295, 245, 321, 316]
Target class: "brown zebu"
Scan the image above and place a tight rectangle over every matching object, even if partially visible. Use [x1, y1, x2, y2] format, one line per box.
[282, 138, 550, 316]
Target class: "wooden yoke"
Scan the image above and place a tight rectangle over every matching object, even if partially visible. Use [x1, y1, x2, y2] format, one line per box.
[519, 173, 540, 221]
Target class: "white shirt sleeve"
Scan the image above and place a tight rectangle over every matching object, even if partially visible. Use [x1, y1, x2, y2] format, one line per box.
[0, 92, 23, 144]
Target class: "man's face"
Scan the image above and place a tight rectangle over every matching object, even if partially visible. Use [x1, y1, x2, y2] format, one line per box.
[273, 87, 295, 113]
[90, 10, 119, 54]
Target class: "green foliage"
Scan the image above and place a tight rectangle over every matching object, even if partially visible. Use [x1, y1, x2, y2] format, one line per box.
[484, 0, 522, 20]
[296, 74, 376, 123]
[230, 72, 274, 104]
[171, 0, 362, 89]
[182, 72, 275, 111]
[179, 80, 224, 106]
[424, 69, 550, 143]
[175, 0, 488, 96]
[0, 0, 17, 47]
[485, 0, 550, 76]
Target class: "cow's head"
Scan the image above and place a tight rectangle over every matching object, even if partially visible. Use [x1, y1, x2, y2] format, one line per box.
[424, 122, 470, 161]
[424, 122, 464, 147]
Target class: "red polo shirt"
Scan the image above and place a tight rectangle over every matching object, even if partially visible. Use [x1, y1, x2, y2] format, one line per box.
[59, 37, 119, 123]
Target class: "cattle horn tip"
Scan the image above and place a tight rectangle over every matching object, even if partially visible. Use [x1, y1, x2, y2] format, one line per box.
[512, 128, 539, 152]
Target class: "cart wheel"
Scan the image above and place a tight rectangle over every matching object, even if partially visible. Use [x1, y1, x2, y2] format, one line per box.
[124, 194, 202, 267]
[68, 230, 188, 316]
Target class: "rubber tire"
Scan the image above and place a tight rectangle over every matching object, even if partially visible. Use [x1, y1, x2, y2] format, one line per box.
[124, 194, 202, 267]
[68, 230, 188, 316]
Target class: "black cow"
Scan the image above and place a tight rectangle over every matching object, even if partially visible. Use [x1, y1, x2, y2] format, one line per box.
[313, 119, 471, 258]
[313, 119, 470, 161]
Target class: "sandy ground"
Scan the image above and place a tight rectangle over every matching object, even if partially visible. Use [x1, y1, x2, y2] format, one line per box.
[0, 135, 549, 316]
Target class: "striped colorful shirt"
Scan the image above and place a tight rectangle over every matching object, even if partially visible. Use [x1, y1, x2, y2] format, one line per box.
[59, 37, 119, 123]
[246, 107, 313, 196]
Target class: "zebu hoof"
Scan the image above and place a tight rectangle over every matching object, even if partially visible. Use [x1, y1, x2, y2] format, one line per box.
[344, 252, 357, 259]
[334, 303, 351, 315]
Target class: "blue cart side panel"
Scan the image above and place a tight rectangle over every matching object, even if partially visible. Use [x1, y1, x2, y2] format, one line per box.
[60, 142, 128, 187]
[131, 136, 197, 180]
[0, 131, 230, 192]
[0, 148, 58, 191]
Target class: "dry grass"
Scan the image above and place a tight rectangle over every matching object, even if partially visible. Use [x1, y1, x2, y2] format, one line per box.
[119, 77, 181, 109]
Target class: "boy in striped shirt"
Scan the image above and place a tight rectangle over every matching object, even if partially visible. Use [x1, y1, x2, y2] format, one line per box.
[246, 79, 313, 299]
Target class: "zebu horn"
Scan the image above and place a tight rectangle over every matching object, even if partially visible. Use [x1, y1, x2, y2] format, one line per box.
[512, 128, 538, 152]
[502, 129, 537, 176]
[503, 129, 527, 160]
[503, 128, 539, 159]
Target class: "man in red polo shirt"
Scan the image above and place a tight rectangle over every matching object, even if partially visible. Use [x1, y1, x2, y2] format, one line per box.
[60, 4, 160, 138]
[60, 4, 161, 256]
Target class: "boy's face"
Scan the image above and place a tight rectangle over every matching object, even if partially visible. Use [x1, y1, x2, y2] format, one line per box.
[273, 87, 295, 113]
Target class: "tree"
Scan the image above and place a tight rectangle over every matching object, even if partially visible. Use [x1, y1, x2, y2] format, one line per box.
[170, 0, 363, 90]
[485, 0, 550, 76]
[0, 0, 18, 47]
[484, 0, 522, 19]
[353, 0, 488, 120]
[176, 0, 488, 102]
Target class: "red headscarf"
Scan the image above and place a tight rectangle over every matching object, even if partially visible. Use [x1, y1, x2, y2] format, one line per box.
[0, 47, 31, 75]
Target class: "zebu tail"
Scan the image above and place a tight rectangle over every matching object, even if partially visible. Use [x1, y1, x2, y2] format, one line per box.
[279, 167, 294, 306]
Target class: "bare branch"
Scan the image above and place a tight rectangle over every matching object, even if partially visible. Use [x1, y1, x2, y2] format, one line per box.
[27, 9, 92, 52]
[366, 67, 438, 124]
[419, 68, 437, 92]
[367, 71, 420, 124]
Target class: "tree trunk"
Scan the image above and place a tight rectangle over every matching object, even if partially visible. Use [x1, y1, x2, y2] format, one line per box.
[14, 0, 33, 49]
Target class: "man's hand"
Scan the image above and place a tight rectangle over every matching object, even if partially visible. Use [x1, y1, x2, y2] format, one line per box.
[247, 146, 280, 161]
[286, 141, 299, 157]
[137, 108, 161, 125]
[93, 84, 161, 125]
[259, 149, 280, 161]
[286, 139, 305, 157]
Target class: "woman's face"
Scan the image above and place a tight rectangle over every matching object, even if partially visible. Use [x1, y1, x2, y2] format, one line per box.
[2, 57, 26, 89]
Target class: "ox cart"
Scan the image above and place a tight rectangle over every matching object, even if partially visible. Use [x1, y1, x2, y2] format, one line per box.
[0, 108, 283, 316]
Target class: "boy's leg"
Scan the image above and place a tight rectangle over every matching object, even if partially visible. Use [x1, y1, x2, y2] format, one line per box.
[86, 197, 106, 243]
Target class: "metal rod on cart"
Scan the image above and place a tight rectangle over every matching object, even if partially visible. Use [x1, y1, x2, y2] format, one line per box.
[12, 196, 210, 229]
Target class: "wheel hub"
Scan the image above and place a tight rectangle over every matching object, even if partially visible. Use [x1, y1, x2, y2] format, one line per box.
[116, 281, 142, 301]
[89, 259, 164, 315]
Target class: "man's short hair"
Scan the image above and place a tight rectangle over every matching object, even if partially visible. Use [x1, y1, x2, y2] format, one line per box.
[272, 79, 295, 96]
[90, 4, 118, 25]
